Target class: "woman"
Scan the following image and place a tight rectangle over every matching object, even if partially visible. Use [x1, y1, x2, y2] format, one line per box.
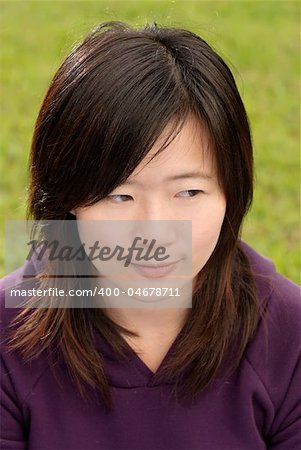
[1, 21, 300, 450]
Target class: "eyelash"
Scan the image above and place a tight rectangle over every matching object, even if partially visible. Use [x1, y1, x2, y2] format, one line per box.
[108, 190, 204, 203]
[175, 190, 204, 198]
[109, 194, 132, 203]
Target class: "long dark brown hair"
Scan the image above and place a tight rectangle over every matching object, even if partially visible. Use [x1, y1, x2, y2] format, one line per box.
[6, 21, 262, 411]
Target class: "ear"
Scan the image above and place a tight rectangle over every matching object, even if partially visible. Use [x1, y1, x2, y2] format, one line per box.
[70, 210, 76, 215]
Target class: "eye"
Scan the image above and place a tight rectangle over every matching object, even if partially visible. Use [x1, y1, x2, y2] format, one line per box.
[175, 190, 204, 198]
[108, 194, 133, 203]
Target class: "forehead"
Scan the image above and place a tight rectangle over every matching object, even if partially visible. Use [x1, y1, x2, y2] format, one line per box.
[131, 114, 216, 178]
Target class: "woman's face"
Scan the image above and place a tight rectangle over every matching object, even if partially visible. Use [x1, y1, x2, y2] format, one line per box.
[73, 115, 226, 298]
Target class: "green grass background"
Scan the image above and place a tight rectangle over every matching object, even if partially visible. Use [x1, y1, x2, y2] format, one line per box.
[0, 0, 300, 283]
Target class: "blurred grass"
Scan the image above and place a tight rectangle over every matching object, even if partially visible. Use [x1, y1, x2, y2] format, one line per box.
[0, 0, 300, 283]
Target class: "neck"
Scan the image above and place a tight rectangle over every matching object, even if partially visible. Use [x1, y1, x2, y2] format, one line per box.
[104, 306, 189, 339]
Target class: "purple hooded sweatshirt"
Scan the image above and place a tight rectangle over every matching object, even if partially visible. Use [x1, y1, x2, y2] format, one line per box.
[0, 242, 300, 450]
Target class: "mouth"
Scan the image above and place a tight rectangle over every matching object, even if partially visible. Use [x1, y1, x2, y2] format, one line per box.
[130, 260, 180, 278]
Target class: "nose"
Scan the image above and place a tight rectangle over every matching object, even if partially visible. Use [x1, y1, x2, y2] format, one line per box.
[131, 221, 177, 262]
[132, 201, 178, 248]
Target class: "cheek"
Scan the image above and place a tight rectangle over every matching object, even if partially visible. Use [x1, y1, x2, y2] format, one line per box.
[191, 199, 226, 273]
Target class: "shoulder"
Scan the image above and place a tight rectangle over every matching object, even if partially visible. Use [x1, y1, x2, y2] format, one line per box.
[240, 241, 301, 426]
[0, 264, 50, 406]
[0, 266, 27, 341]
[0, 262, 33, 335]
[240, 240, 300, 314]
[240, 241, 301, 370]
[0, 253, 43, 328]
[240, 240, 301, 352]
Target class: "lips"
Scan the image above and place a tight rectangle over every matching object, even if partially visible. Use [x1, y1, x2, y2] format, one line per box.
[130, 260, 179, 278]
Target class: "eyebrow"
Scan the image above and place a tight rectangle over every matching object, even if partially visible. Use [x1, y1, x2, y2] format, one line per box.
[122, 171, 213, 186]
